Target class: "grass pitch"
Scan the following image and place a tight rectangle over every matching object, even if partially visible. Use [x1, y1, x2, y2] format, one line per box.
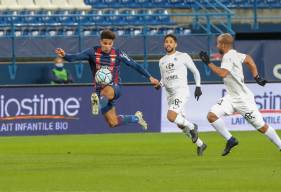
[0, 131, 280, 192]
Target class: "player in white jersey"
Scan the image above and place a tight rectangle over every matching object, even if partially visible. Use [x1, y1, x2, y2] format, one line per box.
[199, 33, 281, 156]
[155, 34, 207, 156]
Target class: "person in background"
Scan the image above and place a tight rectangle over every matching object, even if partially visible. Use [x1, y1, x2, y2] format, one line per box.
[50, 57, 74, 84]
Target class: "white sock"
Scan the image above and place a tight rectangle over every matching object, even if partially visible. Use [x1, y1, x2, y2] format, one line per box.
[211, 118, 232, 140]
[180, 125, 203, 146]
[195, 138, 203, 147]
[182, 126, 191, 138]
[264, 126, 281, 149]
[174, 115, 195, 130]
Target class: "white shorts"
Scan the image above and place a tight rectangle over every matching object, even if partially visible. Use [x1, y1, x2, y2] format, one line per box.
[210, 94, 265, 129]
[166, 87, 189, 115]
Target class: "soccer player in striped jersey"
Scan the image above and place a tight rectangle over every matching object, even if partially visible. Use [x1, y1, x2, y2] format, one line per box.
[55, 29, 159, 130]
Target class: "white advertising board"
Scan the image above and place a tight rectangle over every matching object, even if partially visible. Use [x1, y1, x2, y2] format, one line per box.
[161, 83, 281, 132]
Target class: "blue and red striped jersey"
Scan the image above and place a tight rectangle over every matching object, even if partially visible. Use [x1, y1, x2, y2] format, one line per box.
[63, 46, 151, 84]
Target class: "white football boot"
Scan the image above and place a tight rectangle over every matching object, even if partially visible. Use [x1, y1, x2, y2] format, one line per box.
[135, 111, 148, 130]
[91, 92, 99, 115]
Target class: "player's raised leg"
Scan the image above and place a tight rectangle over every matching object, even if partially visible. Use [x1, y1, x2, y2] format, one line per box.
[208, 112, 238, 156]
[259, 124, 281, 150]
[208, 96, 239, 156]
[103, 107, 147, 130]
[101, 85, 147, 129]
[168, 110, 207, 156]
[240, 106, 281, 151]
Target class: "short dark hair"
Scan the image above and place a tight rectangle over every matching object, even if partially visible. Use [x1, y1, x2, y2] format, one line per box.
[164, 34, 177, 42]
[100, 29, 116, 40]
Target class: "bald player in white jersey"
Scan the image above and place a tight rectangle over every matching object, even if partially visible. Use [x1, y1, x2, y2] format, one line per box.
[155, 34, 207, 156]
[199, 33, 281, 156]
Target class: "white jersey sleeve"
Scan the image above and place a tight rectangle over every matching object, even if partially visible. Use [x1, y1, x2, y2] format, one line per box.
[183, 53, 201, 87]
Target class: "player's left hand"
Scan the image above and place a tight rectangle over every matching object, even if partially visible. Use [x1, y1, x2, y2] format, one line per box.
[194, 86, 202, 101]
[254, 75, 267, 86]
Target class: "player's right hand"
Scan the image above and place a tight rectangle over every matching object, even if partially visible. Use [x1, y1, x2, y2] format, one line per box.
[199, 51, 210, 65]
[149, 76, 159, 87]
[254, 75, 267, 86]
[154, 81, 163, 90]
[55, 48, 65, 57]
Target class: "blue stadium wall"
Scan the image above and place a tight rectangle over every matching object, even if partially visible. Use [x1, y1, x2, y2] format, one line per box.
[0, 37, 281, 84]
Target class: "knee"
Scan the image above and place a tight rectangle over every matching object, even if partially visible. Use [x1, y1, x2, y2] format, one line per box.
[207, 112, 218, 123]
[258, 124, 268, 133]
[167, 113, 177, 122]
[107, 119, 119, 128]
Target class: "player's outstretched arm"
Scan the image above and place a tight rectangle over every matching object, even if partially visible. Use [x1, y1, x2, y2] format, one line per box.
[244, 55, 267, 86]
[199, 51, 229, 78]
[185, 54, 202, 100]
[120, 50, 151, 78]
[55, 48, 91, 62]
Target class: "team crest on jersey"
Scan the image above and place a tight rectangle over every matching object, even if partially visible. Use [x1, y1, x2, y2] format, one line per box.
[166, 63, 175, 70]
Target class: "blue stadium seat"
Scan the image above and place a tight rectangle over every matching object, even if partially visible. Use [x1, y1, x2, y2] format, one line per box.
[86, 9, 108, 25]
[152, 0, 169, 8]
[175, 27, 191, 35]
[0, 30, 5, 37]
[104, 9, 125, 25]
[20, 10, 39, 25]
[137, 9, 157, 25]
[130, 28, 143, 36]
[134, 0, 151, 7]
[65, 28, 76, 36]
[0, 11, 18, 25]
[47, 29, 57, 36]
[119, 0, 136, 8]
[147, 27, 159, 35]
[120, 9, 140, 25]
[30, 29, 40, 37]
[247, 0, 265, 7]
[265, 0, 281, 7]
[113, 28, 127, 36]
[87, 0, 107, 8]
[169, 0, 187, 8]
[153, 9, 173, 25]
[54, 10, 74, 25]
[38, 10, 55, 24]
[104, 0, 120, 8]
[76, 9, 95, 24]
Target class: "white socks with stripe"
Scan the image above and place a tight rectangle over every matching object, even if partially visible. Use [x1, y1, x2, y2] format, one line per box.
[211, 118, 232, 140]
[174, 114, 203, 147]
[264, 126, 281, 150]
[174, 114, 194, 130]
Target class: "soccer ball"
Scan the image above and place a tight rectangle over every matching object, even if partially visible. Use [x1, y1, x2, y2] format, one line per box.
[95, 68, 112, 85]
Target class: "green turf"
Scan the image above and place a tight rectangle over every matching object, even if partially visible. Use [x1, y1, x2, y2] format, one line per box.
[0, 131, 280, 192]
